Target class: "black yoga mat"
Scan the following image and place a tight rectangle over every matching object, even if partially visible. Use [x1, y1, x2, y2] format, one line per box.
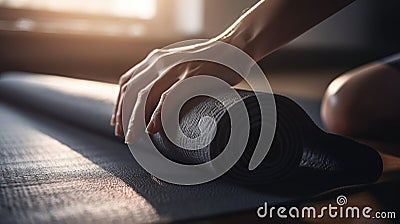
[151, 90, 382, 191]
[0, 72, 383, 222]
[0, 72, 382, 189]
[0, 72, 293, 223]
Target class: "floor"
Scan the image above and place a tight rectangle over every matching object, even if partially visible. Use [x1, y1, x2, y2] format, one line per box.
[1, 71, 399, 223]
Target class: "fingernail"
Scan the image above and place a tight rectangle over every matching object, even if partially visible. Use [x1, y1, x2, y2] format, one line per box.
[125, 130, 134, 144]
[146, 121, 155, 134]
[114, 123, 121, 136]
[110, 115, 115, 125]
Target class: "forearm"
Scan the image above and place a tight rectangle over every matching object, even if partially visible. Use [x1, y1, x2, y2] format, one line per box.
[217, 0, 356, 61]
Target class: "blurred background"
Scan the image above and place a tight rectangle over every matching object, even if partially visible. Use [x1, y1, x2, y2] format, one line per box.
[0, 0, 399, 90]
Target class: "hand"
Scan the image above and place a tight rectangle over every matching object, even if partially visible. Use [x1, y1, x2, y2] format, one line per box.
[111, 39, 248, 144]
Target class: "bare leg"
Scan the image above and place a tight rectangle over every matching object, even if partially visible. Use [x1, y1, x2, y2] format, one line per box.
[321, 53, 400, 139]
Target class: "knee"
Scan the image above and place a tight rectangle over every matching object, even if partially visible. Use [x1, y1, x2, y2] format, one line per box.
[321, 62, 400, 138]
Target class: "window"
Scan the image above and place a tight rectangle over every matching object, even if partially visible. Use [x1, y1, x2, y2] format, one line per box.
[0, 0, 157, 19]
[0, 0, 205, 38]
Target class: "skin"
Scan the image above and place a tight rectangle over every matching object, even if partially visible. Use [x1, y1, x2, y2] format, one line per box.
[111, 0, 356, 144]
[321, 62, 400, 138]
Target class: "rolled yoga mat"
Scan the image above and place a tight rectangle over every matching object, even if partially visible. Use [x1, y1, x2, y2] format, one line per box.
[0, 72, 382, 192]
[151, 91, 382, 190]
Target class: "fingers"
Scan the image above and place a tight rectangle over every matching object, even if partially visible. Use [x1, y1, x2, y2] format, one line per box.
[114, 84, 128, 136]
[116, 63, 243, 141]
[111, 49, 163, 128]
[116, 41, 248, 142]
[110, 87, 120, 125]
[123, 62, 236, 143]
[145, 100, 161, 134]
[146, 81, 182, 134]
[125, 72, 180, 143]
[111, 70, 135, 128]
[111, 74, 129, 125]
[125, 87, 149, 143]
[113, 64, 160, 135]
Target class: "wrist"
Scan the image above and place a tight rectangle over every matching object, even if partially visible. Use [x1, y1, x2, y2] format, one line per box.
[206, 34, 255, 78]
[217, 31, 263, 63]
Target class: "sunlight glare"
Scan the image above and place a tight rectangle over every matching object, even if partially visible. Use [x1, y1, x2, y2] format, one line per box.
[112, 0, 156, 19]
[0, 0, 157, 19]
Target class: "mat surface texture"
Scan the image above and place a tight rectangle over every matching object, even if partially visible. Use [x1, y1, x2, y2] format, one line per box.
[0, 72, 382, 223]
